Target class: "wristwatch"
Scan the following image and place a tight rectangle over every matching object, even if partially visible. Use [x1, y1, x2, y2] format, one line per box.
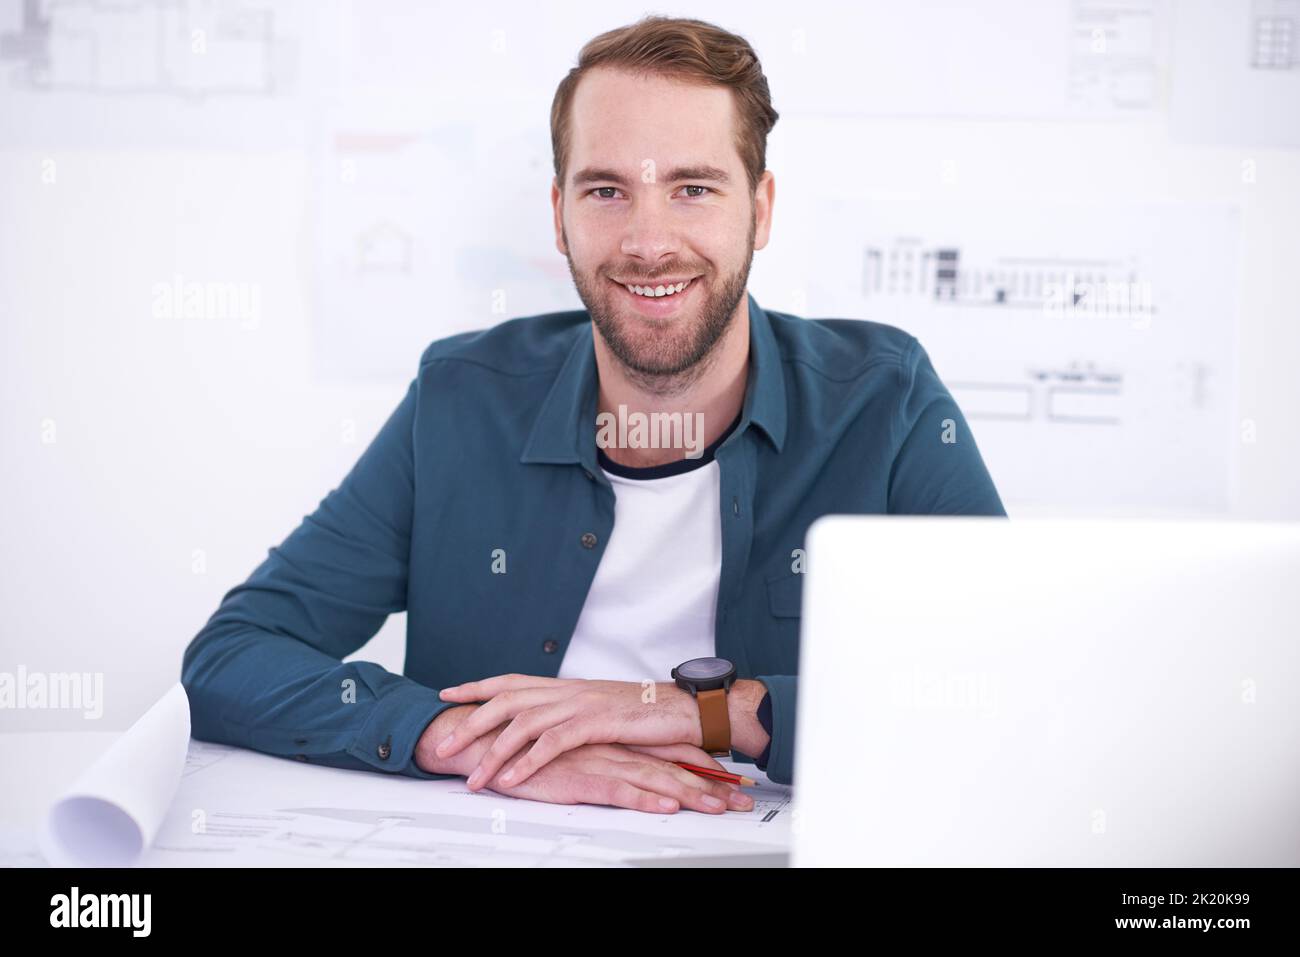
[671, 657, 736, 755]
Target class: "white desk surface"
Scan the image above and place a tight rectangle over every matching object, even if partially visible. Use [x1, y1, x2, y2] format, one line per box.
[0, 731, 793, 867]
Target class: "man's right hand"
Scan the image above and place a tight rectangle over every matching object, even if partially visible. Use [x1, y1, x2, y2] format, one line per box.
[414, 704, 752, 814]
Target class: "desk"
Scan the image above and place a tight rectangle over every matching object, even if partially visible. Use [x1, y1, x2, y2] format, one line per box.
[0, 731, 792, 867]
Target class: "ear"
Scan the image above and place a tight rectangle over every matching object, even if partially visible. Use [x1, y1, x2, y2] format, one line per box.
[752, 170, 775, 252]
[551, 178, 568, 256]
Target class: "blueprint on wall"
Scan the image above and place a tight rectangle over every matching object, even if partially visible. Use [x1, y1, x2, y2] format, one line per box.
[801, 198, 1242, 511]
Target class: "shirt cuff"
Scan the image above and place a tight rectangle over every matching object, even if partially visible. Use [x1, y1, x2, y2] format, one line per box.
[753, 675, 797, 785]
[754, 691, 773, 770]
[345, 679, 458, 778]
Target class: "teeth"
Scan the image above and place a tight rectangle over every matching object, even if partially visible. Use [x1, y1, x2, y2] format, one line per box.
[623, 279, 691, 298]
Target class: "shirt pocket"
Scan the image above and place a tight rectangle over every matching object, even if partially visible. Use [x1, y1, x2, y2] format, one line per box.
[765, 570, 804, 619]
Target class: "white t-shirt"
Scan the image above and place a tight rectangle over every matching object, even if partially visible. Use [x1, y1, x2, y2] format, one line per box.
[557, 422, 738, 684]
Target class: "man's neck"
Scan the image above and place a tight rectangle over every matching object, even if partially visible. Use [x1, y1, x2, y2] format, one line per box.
[593, 296, 750, 469]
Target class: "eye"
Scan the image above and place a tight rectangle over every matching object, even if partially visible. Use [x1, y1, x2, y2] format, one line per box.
[682, 185, 712, 198]
[589, 187, 620, 199]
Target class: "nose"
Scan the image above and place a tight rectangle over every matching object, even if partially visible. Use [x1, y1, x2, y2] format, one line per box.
[620, 193, 682, 267]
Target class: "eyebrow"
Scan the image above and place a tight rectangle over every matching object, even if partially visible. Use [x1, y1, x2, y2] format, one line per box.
[570, 164, 732, 188]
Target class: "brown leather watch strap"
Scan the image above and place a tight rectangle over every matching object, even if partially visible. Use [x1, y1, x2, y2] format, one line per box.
[697, 688, 731, 755]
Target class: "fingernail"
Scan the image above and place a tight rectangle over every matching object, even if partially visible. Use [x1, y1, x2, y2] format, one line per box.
[466, 768, 482, 788]
[659, 797, 677, 811]
[499, 770, 515, 785]
[702, 794, 725, 809]
[730, 792, 754, 809]
[435, 736, 453, 756]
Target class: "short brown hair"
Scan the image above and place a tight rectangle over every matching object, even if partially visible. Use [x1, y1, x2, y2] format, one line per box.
[550, 16, 779, 195]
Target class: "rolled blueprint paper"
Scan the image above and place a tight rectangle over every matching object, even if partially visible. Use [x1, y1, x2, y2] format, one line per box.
[39, 682, 191, 867]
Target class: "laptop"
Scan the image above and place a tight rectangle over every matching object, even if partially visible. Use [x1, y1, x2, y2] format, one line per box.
[792, 516, 1300, 867]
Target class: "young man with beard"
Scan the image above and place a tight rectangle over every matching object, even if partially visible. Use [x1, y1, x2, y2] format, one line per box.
[183, 16, 1005, 816]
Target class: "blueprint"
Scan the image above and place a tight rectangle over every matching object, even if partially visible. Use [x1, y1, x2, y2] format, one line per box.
[800, 198, 1242, 511]
[142, 741, 793, 868]
[29, 682, 791, 868]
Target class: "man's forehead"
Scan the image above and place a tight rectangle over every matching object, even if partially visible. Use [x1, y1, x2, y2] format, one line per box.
[567, 68, 740, 184]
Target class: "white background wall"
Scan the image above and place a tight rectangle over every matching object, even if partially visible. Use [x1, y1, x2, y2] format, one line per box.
[2, 0, 1297, 730]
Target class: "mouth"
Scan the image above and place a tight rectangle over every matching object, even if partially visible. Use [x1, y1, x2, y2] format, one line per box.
[608, 275, 702, 318]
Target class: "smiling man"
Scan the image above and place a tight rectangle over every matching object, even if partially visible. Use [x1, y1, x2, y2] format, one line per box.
[182, 16, 1005, 816]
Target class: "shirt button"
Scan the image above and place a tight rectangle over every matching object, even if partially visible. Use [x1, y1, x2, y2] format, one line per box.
[580, 531, 597, 549]
[377, 739, 392, 760]
[542, 639, 559, 654]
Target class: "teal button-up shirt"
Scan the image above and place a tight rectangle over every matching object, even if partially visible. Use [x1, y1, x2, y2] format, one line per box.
[181, 293, 1005, 786]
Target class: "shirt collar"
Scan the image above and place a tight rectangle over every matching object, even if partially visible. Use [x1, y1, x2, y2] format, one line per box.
[520, 291, 787, 468]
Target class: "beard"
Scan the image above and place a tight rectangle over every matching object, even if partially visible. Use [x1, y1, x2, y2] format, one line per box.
[563, 212, 755, 395]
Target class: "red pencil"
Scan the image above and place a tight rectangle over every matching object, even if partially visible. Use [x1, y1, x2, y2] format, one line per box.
[674, 762, 756, 787]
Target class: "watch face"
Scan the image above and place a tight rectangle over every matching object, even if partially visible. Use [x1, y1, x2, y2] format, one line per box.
[675, 657, 732, 681]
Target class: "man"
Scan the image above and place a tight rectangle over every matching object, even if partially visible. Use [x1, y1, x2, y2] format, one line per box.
[182, 16, 1005, 816]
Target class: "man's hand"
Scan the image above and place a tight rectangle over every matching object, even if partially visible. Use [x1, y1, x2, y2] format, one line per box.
[434, 675, 704, 791]
[414, 703, 753, 813]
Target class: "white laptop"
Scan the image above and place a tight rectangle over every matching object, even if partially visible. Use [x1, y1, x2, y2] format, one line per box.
[792, 516, 1300, 867]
